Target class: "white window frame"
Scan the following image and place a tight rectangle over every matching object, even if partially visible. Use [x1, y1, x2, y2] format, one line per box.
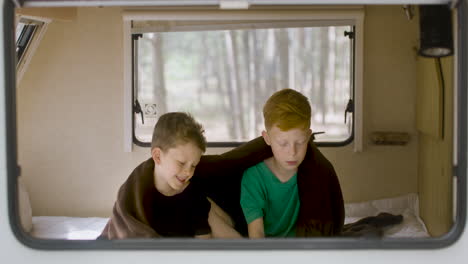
[15, 15, 50, 84]
[122, 9, 364, 153]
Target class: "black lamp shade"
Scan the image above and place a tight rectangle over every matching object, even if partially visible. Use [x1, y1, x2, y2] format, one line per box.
[419, 5, 453, 58]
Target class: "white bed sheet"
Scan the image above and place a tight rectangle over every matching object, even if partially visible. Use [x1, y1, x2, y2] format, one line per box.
[31, 216, 108, 240]
[345, 193, 430, 238]
[31, 193, 430, 240]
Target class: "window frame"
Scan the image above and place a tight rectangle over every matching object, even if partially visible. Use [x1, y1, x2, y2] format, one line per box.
[123, 9, 364, 152]
[14, 15, 49, 83]
[131, 23, 356, 148]
[5, 0, 466, 251]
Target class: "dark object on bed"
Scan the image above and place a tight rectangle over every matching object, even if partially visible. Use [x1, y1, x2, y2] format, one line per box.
[100, 136, 345, 239]
[342, 212, 404, 237]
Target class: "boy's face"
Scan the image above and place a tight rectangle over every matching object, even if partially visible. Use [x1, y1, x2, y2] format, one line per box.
[152, 141, 202, 194]
[262, 125, 311, 171]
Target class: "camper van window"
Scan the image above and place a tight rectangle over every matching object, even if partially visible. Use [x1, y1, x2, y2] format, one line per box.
[16, 19, 44, 64]
[15, 16, 47, 82]
[132, 23, 354, 147]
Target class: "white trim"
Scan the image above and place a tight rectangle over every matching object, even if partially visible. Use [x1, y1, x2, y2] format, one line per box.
[123, 20, 133, 152]
[453, 175, 458, 222]
[15, 14, 52, 24]
[123, 10, 364, 22]
[354, 13, 364, 152]
[16, 16, 51, 84]
[132, 20, 356, 33]
[453, 10, 458, 166]
[219, 0, 250, 10]
[123, 9, 365, 151]
[453, 10, 458, 223]
[23, 0, 452, 8]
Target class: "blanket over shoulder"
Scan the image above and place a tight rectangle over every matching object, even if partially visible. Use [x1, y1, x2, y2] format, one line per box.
[100, 136, 344, 239]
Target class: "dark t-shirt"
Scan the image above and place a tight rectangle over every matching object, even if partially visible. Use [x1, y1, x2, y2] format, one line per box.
[143, 181, 211, 237]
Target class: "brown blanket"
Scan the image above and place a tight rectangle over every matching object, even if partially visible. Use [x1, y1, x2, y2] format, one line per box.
[100, 136, 344, 239]
[100, 158, 161, 238]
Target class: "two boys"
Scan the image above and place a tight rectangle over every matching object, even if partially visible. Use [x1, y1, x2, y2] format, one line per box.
[103, 88, 323, 239]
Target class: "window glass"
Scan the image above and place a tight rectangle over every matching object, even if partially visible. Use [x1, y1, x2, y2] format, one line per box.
[15, 19, 42, 66]
[134, 25, 353, 144]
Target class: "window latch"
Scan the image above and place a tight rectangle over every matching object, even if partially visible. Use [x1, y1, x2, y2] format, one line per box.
[134, 99, 144, 125]
[344, 31, 355, 39]
[132, 34, 142, 40]
[312, 131, 325, 141]
[344, 99, 354, 124]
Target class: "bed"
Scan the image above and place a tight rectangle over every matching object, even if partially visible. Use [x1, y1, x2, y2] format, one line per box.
[29, 193, 429, 240]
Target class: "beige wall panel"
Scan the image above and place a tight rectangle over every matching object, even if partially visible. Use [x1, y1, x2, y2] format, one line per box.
[16, 7, 148, 217]
[18, 6, 419, 217]
[16, 7, 77, 21]
[416, 57, 443, 139]
[417, 57, 453, 237]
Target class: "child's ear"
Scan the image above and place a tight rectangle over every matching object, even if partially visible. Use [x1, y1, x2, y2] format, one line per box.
[151, 147, 162, 165]
[262, 130, 271, 146]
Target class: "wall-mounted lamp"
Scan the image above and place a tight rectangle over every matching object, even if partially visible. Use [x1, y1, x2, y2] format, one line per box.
[419, 5, 453, 58]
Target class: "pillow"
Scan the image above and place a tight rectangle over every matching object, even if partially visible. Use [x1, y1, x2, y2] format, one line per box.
[18, 177, 33, 233]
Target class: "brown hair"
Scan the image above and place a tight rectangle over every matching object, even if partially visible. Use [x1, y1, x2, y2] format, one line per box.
[151, 112, 206, 153]
[263, 88, 311, 131]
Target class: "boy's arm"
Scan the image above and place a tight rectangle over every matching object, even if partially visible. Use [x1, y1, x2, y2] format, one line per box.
[248, 218, 265, 238]
[195, 233, 212, 239]
[241, 166, 266, 238]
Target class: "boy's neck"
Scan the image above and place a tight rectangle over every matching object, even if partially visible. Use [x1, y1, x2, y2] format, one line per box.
[153, 169, 178, 196]
[264, 157, 297, 183]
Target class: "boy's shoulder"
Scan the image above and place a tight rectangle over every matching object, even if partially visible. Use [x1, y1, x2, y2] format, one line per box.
[243, 160, 271, 180]
[245, 159, 265, 171]
[124, 158, 154, 189]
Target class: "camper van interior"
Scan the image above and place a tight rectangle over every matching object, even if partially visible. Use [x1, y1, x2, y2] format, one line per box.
[7, 0, 464, 250]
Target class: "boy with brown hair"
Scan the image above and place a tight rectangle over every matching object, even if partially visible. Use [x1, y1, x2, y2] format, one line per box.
[101, 112, 240, 238]
[240, 89, 312, 238]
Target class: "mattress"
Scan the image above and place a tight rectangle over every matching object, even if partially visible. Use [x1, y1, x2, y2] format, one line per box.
[344, 193, 429, 238]
[30, 193, 430, 240]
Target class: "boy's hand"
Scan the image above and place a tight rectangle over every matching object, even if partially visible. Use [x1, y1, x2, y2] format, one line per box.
[195, 233, 212, 239]
[248, 218, 265, 238]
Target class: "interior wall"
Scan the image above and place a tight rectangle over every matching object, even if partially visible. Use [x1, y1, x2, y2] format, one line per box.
[17, 6, 420, 217]
[322, 5, 419, 205]
[417, 56, 454, 237]
[16, 7, 148, 217]
[16, 7, 77, 21]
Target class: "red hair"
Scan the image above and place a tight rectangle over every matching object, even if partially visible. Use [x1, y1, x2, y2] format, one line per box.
[263, 89, 311, 131]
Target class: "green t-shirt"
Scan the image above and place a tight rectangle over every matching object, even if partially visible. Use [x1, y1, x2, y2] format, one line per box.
[240, 161, 300, 237]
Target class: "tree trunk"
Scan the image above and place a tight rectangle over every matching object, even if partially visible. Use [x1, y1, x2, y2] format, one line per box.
[319, 27, 329, 124]
[298, 28, 306, 91]
[218, 34, 236, 139]
[224, 31, 242, 139]
[265, 30, 278, 93]
[276, 29, 289, 90]
[150, 33, 167, 114]
[230, 31, 246, 139]
[252, 30, 264, 133]
[243, 31, 256, 139]
[306, 28, 316, 110]
[329, 27, 337, 115]
[199, 32, 210, 105]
